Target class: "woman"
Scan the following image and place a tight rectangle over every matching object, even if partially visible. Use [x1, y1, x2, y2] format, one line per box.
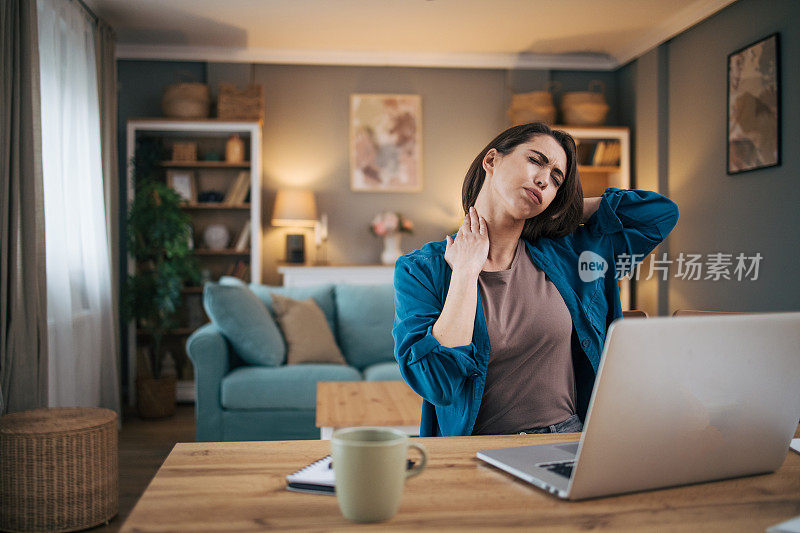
[392, 122, 679, 437]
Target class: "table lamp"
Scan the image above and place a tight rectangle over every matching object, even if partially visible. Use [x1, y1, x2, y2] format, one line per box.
[272, 189, 317, 263]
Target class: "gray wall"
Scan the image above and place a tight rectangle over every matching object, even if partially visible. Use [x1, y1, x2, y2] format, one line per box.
[141, 62, 620, 285]
[118, 61, 625, 285]
[118, 0, 800, 313]
[622, 46, 673, 317]
[251, 64, 507, 284]
[621, 0, 800, 313]
[667, 0, 799, 312]
[116, 59, 625, 393]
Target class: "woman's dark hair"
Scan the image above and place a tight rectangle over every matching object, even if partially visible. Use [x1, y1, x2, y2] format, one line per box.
[461, 122, 584, 242]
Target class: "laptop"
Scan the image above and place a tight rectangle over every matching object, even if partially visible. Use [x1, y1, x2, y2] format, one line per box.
[476, 312, 800, 500]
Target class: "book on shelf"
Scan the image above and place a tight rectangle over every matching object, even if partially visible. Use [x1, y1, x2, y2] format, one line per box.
[588, 141, 620, 167]
[224, 171, 250, 205]
[229, 171, 250, 204]
[591, 141, 606, 167]
[604, 141, 620, 166]
[234, 220, 251, 251]
[224, 259, 250, 281]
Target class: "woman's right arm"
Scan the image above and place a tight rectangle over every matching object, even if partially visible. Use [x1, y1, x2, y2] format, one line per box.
[392, 207, 489, 406]
[432, 207, 488, 347]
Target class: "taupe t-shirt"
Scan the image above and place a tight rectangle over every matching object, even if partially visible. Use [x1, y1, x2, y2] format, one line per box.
[472, 239, 576, 435]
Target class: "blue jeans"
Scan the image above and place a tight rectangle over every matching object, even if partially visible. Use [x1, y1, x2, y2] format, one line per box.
[519, 414, 583, 434]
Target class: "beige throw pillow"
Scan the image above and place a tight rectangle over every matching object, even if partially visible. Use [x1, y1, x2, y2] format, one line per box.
[271, 293, 346, 365]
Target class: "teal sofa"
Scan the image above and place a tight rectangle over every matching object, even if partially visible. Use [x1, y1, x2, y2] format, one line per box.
[186, 281, 401, 442]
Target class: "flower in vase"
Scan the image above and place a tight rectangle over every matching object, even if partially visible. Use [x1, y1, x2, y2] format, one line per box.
[370, 211, 414, 237]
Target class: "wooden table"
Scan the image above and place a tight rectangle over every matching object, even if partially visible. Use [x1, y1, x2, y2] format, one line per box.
[121, 426, 800, 532]
[316, 381, 422, 439]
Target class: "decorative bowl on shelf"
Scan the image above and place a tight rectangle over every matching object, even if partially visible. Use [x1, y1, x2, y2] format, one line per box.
[198, 191, 224, 203]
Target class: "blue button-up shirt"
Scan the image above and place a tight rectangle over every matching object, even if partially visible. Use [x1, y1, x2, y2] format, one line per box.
[392, 187, 679, 437]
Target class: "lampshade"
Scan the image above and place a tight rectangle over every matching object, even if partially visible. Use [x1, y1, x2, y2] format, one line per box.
[271, 190, 318, 227]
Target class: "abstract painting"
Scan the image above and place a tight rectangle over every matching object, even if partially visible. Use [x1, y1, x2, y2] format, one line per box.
[727, 33, 781, 174]
[350, 94, 422, 192]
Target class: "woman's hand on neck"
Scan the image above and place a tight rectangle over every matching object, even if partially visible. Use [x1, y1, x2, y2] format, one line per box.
[474, 191, 525, 272]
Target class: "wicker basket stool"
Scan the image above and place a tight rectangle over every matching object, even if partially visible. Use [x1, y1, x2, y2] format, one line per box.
[0, 408, 118, 532]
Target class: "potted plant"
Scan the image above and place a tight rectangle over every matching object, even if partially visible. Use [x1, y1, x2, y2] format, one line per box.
[125, 139, 199, 418]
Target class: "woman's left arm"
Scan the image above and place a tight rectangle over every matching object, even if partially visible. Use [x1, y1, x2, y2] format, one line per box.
[581, 187, 679, 276]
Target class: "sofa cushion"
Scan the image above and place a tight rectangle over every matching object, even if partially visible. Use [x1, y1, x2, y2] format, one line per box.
[335, 284, 395, 370]
[249, 284, 337, 340]
[221, 365, 361, 410]
[362, 362, 403, 381]
[271, 294, 346, 365]
[203, 282, 285, 366]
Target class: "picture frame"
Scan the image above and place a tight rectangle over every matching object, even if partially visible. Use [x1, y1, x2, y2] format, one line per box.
[167, 169, 197, 203]
[727, 33, 781, 175]
[350, 94, 422, 192]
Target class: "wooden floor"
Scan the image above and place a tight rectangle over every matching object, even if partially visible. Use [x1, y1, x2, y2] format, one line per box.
[93, 404, 196, 532]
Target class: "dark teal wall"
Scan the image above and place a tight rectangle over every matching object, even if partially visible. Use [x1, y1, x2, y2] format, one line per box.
[116, 60, 206, 399]
[116, 60, 206, 192]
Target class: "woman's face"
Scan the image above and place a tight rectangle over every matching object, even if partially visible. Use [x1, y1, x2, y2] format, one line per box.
[483, 134, 567, 221]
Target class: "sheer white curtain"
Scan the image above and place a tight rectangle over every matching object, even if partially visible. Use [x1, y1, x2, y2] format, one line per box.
[37, 0, 119, 414]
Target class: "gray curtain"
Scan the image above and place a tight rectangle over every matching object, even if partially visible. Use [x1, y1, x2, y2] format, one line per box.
[95, 19, 121, 413]
[0, 0, 48, 414]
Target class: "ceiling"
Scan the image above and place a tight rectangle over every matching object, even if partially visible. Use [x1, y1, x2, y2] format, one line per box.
[85, 0, 736, 70]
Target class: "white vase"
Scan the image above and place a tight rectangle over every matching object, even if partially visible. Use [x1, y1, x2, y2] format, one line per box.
[381, 233, 403, 265]
[203, 224, 229, 250]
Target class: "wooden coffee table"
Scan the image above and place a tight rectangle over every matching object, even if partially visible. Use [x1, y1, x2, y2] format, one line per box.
[316, 381, 422, 439]
[120, 426, 800, 532]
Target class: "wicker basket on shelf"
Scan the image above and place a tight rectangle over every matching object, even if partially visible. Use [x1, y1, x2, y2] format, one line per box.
[162, 82, 210, 119]
[171, 141, 197, 162]
[560, 80, 609, 126]
[217, 83, 264, 120]
[0, 407, 118, 532]
[507, 91, 557, 125]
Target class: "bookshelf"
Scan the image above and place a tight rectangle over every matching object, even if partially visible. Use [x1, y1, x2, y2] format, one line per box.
[126, 118, 263, 403]
[557, 125, 629, 198]
[558, 126, 632, 310]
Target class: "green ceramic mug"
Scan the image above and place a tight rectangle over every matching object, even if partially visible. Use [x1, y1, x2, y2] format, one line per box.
[331, 427, 427, 523]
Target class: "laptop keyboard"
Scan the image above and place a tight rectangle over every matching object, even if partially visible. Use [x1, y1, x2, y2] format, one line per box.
[538, 460, 575, 478]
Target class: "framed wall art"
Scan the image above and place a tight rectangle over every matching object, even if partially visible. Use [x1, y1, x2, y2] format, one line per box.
[727, 33, 781, 175]
[350, 94, 422, 192]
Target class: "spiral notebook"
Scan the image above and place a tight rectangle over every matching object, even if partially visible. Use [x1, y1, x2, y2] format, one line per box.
[286, 455, 416, 495]
[286, 456, 336, 495]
